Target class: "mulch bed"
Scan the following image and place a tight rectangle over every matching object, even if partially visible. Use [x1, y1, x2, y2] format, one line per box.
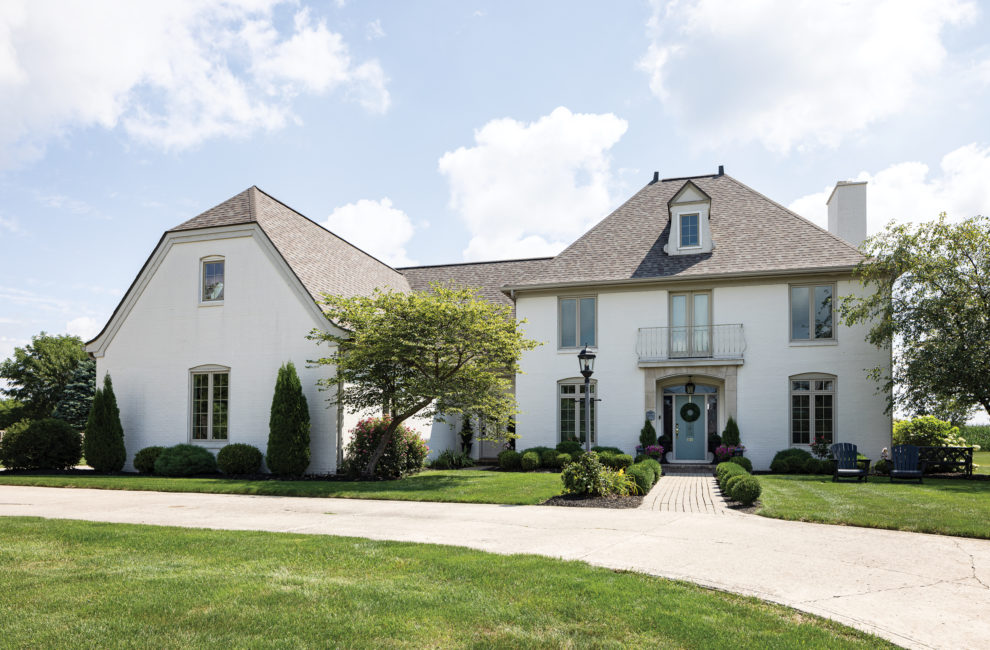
[541, 494, 643, 509]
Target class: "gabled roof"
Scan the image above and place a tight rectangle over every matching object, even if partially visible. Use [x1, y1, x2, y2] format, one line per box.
[509, 173, 864, 289]
[170, 187, 411, 300]
[399, 258, 552, 309]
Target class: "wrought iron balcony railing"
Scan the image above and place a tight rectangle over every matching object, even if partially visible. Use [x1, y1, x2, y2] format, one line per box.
[636, 324, 746, 362]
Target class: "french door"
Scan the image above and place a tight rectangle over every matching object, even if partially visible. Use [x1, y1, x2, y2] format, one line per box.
[670, 291, 711, 358]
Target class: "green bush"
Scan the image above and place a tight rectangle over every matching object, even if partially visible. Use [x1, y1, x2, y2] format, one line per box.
[724, 474, 747, 497]
[770, 448, 814, 474]
[84, 373, 126, 473]
[154, 444, 218, 476]
[639, 457, 662, 479]
[728, 456, 752, 472]
[0, 418, 81, 470]
[894, 416, 972, 448]
[556, 440, 584, 456]
[730, 476, 762, 505]
[591, 446, 624, 456]
[521, 451, 541, 471]
[498, 449, 522, 471]
[429, 449, 475, 470]
[560, 451, 632, 497]
[716, 462, 747, 490]
[342, 417, 428, 479]
[722, 416, 741, 447]
[266, 362, 311, 477]
[612, 453, 634, 470]
[217, 443, 263, 474]
[555, 452, 573, 468]
[522, 446, 554, 458]
[540, 449, 558, 467]
[133, 446, 165, 474]
[639, 419, 658, 451]
[627, 464, 651, 494]
[874, 458, 891, 475]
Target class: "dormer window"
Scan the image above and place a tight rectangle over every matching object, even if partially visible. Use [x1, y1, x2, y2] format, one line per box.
[680, 213, 700, 247]
[202, 259, 224, 302]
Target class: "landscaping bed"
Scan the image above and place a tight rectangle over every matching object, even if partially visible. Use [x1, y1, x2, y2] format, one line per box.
[542, 493, 644, 508]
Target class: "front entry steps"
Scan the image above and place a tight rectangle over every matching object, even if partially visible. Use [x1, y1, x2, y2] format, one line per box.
[662, 463, 715, 476]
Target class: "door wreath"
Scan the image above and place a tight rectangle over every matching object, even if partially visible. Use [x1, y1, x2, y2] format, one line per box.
[679, 401, 701, 422]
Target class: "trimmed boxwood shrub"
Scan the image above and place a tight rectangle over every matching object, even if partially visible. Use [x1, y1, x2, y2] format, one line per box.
[539, 449, 558, 467]
[716, 461, 747, 490]
[498, 449, 522, 471]
[133, 446, 165, 474]
[154, 444, 218, 476]
[728, 456, 752, 472]
[521, 451, 541, 471]
[556, 440, 584, 456]
[217, 443, 263, 474]
[724, 474, 747, 497]
[770, 448, 814, 474]
[730, 475, 762, 505]
[0, 418, 82, 470]
[627, 463, 653, 494]
[555, 452, 573, 468]
[639, 457, 662, 478]
[591, 446, 624, 456]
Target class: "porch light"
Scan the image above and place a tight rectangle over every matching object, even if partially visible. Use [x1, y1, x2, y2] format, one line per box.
[685, 376, 696, 395]
[577, 346, 596, 378]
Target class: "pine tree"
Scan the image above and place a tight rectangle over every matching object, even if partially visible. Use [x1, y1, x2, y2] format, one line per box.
[722, 416, 741, 447]
[265, 362, 310, 476]
[84, 373, 126, 472]
[53, 359, 96, 431]
[639, 418, 657, 450]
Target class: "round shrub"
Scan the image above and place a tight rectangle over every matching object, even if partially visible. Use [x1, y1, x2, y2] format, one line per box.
[521, 451, 541, 471]
[770, 448, 813, 474]
[133, 446, 165, 474]
[154, 444, 218, 477]
[716, 462, 747, 490]
[596, 450, 617, 467]
[639, 458, 662, 479]
[217, 443, 263, 474]
[724, 474, 747, 497]
[342, 417, 428, 479]
[627, 463, 653, 494]
[730, 475, 762, 505]
[591, 446, 624, 456]
[728, 456, 752, 472]
[555, 452, 573, 468]
[540, 449, 558, 467]
[498, 449, 522, 471]
[612, 453, 634, 470]
[556, 440, 584, 456]
[0, 418, 82, 471]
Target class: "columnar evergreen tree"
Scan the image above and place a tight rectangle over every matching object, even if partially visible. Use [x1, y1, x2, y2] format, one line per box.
[53, 359, 96, 431]
[266, 362, 311, 476]
[721, 416, 741, 447]
[639, 419, 657, 450]
[84, 373, 126, 472]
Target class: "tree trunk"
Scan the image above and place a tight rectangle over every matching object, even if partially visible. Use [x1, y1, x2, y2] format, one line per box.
[362, 419, 398, 479]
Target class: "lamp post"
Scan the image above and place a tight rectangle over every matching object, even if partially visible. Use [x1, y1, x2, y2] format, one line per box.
[577, 346, 596, 453]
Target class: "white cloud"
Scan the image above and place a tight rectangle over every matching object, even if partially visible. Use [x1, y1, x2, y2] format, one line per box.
[323, 198, 418, 267]
[0, 215, 21, 234]
[366, 19, 385, 40]
[66, 316, 101, 341]
[438, 107, 628, 261]
[788, 143, 990, 232]
[639, 0, 977, 153]
[0, 0, 390, 163]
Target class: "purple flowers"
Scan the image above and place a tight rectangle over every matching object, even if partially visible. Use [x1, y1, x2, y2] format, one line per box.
[714, 445, 743, 462]
[635, 444, 665, 459]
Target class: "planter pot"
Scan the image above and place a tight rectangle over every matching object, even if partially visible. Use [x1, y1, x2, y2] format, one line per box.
[732, 448, 745, 457]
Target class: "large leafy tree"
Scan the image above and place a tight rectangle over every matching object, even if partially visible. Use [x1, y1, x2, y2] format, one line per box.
[0, 332, 88, 419]
[311, 284, 539, 478]
[841, 215, 990, 417]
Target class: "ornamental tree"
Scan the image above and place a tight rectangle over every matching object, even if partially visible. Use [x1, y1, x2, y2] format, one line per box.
[84, 373, 126, 473]
[311, 284, 539, 479]
[841, 215, 990, 417]
[266, 362, 311, 476]
[0, 332, 88, 419]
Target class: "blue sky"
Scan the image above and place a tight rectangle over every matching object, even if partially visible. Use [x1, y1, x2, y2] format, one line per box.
[1, 0, 990, 363]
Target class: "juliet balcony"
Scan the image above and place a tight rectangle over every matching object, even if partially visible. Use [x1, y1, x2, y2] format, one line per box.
[636, 324, 746, 365]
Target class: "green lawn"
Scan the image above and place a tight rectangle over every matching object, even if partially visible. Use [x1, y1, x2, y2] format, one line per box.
[0, 469, 564, 505]
[757, 474, 990, 538]
[0, 517, 893, 648]
[974, 450, 989, 474]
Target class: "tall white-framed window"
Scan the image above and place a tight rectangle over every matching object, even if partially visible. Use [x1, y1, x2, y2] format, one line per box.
[790, 283, 834, 340]
[191, 366, 229, 442]
[559, 296, 596, 349]
[559, 379, 596, 444]
[790, 373, 835, 446]
[680, 213, 700, 248]
[201, 257, 225, 302]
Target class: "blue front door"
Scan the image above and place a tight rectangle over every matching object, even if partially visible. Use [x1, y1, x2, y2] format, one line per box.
[674, 394, 706, 461]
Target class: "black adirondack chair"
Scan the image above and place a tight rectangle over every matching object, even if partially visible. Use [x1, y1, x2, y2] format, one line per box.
[830, 443, 869, 482]
[890, 444, 925, 483]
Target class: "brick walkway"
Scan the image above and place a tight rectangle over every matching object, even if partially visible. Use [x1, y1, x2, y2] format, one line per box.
[640, 472, 731, 514]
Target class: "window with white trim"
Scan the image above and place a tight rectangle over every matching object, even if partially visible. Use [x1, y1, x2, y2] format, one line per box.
[680, 213, 700, 247]
[790, 284, 834, 340]
[202, 259, 225, 302]
[790, 375, 834, 445]
[192, 370, 229, 441]
[559, 296, 596, 348]
[559, 380, 596, 444]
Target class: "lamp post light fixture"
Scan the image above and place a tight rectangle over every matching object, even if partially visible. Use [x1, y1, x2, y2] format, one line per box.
[577, 346, 596, 453]
[685, 375, 696, 395]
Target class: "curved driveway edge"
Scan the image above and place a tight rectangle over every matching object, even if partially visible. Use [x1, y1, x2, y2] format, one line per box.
[2, 485, 988, 649]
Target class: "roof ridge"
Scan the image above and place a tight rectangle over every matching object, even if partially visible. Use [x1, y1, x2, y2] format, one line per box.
[721, 174, 864, 256]
[397, 256, 553, 270]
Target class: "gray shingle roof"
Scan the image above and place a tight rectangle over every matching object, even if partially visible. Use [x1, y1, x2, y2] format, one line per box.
[399, 258, 553, 308]
[170, 187, 411, 301]
[509, 173, 864, 288]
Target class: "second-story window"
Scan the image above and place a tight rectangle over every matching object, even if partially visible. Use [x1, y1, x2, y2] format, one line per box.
[560, 296, 596, 348]
[680, 213, 700, 247]
[203, 260, 225, 302]
[790, 284, 833, 340]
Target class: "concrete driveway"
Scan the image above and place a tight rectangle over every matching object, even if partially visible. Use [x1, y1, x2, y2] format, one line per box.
[1, 485, 988, 649]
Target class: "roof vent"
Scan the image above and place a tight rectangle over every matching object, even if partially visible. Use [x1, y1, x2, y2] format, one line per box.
[717, 165, 724, 176]
[651, 171, 659, 184]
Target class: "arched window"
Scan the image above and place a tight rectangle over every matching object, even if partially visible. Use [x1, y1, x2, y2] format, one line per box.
[790, 373, 835, 446]
[558, 378, 597, 444]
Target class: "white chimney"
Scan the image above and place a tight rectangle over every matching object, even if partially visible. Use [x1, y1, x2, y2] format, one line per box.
[826, 181, 867, 248]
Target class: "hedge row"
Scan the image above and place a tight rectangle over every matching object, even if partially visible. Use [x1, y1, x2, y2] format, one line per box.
[133, 443, 263, 476]
[715, 461, 761, 505]
[498, 443, 635, 472]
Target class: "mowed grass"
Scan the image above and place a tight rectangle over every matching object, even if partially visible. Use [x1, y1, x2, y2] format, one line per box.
[757, 474, 990, 539]
[0, 469, 563, 505]
[973, 450, 990, 474]
[0, 518, 893, 649]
